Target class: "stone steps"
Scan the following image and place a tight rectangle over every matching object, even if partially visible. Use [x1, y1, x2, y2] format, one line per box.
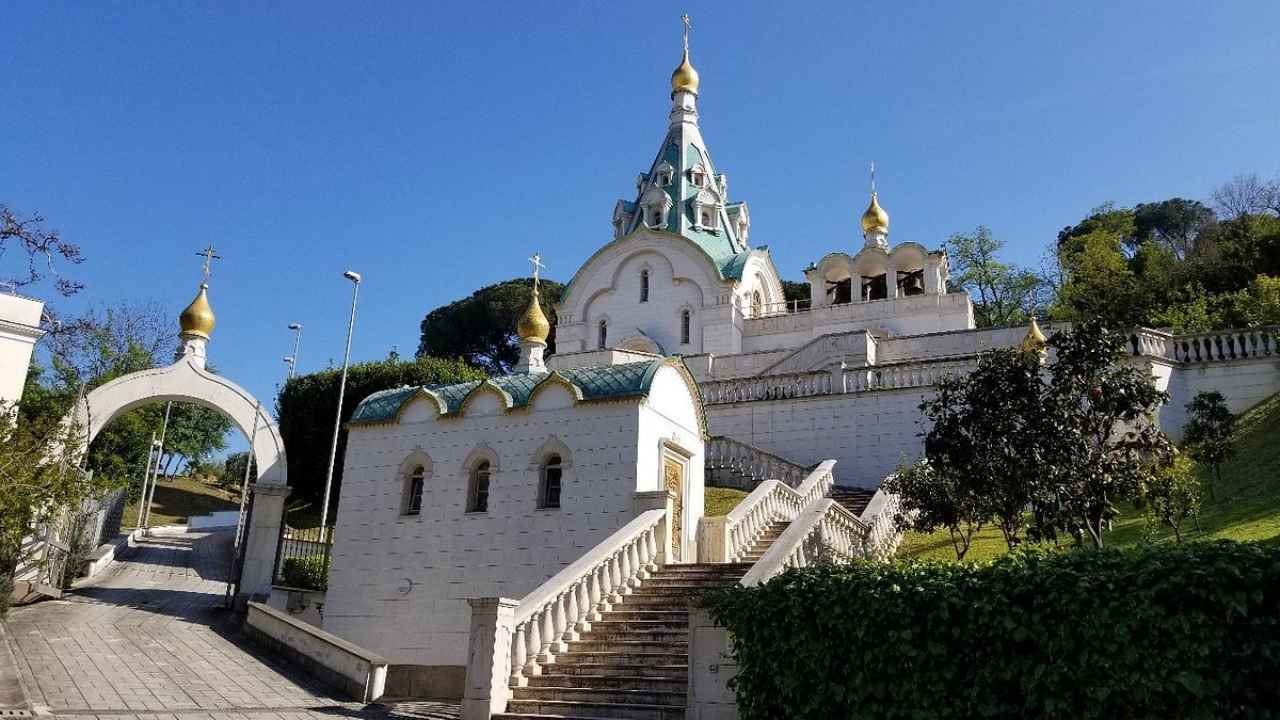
[503, 532, 785, 718]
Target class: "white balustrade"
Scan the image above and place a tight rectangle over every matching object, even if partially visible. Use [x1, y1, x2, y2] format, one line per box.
[858, 487, 904, 561]
[705, 435, 810, 488]
[507, 509, 665, 687]
[1169, 326, 1279, 364]
[739, 498, 871, 587]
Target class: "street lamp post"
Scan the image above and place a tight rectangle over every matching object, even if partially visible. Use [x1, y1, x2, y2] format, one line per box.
[286, 322, 303, 379]
[319, 271, 361, 539]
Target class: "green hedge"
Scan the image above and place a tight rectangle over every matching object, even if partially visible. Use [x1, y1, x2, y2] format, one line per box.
[704, 542, 1280, 719]
[280, 556, 329, 591]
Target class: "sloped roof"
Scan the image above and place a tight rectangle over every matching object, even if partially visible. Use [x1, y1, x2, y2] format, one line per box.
[348, 359, 670, 425]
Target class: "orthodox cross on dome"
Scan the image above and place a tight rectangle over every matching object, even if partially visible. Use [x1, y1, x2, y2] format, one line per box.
[529, 253, 546, 293]
[681, 13, 692, 51]
[869, 161, 876, 194]
[196, 244, 222, 284]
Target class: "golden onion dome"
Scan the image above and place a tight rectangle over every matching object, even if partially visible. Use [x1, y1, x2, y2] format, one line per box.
[860, 192, 890, 235]
[179, 283, 216, 339]
[671, 49, 700, 95]
[1020, 316, 1048, 354]
[517, 288, 551, 342]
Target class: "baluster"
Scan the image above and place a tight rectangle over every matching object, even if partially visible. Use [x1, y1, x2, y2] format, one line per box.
[607, 553, 624, 602]
[645, 526, 659, 572]
[510, 622, 528, 686]
[590, 564, 608, 618]
[575, 578, 593, 633]
[628, 537, 645, 584]
[549, 594, 568, 653]
[562, 585, 580, 643]
[536, 607, 556, 665]
[620, 544, 637, 592]
[525, 615, 543, 676]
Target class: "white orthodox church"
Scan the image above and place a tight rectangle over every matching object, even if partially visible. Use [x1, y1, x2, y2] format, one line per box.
[294, 23, 1279, 720]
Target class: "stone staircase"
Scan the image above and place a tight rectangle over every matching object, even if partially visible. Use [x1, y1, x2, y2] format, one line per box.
[496, 522, 788, 720]
[828, 485, 876, 516]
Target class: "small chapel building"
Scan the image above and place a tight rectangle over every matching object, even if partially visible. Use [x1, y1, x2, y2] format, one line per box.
[322, 285, 706, 683]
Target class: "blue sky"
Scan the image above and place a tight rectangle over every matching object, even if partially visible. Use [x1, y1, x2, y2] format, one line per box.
[3, 2, 1278, 454]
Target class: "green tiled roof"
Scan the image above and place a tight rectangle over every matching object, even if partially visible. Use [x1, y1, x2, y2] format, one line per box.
[348, 360, 668, 425]
[719, 251, 751, 280]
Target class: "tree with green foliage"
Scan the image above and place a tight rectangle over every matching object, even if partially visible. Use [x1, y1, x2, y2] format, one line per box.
[0, 403, 117, 615]
[1036, 322, 1173, 548]
[1128, 198, 1216, 261]
[223, 451, 256, 493]
[1137, 453, 1202, 543]
[1182, 390, 1235, 500]
[883, 460, 986, 561]
[417, 277, 564, 374]
[276, 356, 485, 513]
[946, 226, 1048, 327]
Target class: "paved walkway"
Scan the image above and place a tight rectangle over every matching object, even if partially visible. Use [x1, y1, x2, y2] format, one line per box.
[2, 528, 458, 720]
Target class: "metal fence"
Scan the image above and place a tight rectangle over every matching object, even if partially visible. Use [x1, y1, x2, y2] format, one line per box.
[272, 524, 333, 591]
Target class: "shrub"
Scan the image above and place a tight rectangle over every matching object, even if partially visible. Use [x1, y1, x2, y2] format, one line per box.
[704, 542, 1280, 719]
[280, 556, 329, 591]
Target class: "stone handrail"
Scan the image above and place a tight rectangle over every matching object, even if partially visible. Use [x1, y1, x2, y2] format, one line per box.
[701, 371, 832, 405]
[740, 498, 870, 587]
[842, 358, 975, 393]
[508, 508, 665, 686]
[858, 487, 904, 561]
[1165, 326, 1279, 364]
[722, 461, 836, 562]
[705, 435, 810, 488]
[699, 358, 977, 406]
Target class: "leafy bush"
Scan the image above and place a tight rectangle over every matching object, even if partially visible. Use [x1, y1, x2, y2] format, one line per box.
[276, 356, 484, 509]
[280, 556, 329, 591]
[705, 542, 1280, 719]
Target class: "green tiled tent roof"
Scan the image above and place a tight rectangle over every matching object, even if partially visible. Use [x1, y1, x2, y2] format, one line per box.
[348, 360, 669, 425]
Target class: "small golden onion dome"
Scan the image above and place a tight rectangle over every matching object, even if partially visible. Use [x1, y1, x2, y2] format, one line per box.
[1021, 316, 1048, 353]
[671, 49, 700, 95]
[179, 283, 216, 339]
[861, 192, 890, 235]
[517, 289, 551, 342]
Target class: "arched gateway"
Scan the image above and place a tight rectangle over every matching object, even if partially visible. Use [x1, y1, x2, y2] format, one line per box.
[66, 278, 290, 602]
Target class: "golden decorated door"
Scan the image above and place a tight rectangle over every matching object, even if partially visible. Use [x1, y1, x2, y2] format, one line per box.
[663, 454, 685, 562]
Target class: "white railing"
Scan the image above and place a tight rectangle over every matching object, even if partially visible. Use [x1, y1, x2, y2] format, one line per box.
[507, 509, 665, 687]
[701, 370, 832, 404]
[842, 358, 975, 393]
[705, 435, 810, 489]
[699, 358, 977, 406]
[721, 461, 835, 562]
[740, 498, 871, 587]
[858, 488, 903, 561]
[1166, 326, 1279, 364]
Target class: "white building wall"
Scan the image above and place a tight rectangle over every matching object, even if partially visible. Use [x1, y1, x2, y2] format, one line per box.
[0, 293, 44, 408]
[555, 235, 733, 355]
[637, 367, 706, 560]
[705, 389, 930, 488]
[324, 366, 706, 669]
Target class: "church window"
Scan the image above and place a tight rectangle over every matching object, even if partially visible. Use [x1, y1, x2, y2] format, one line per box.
[467, 460, 491, 513]
[539, 455, 563, 509]
[598, 319, 608, 349]
[751, 291, 763, 318]
[650, 209, 663, 227]
[404, 464, 425, 515]
[640, 270, 650, 302]
[680, 310, 691, 344]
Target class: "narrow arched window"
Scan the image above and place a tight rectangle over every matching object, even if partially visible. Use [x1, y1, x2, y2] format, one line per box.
[701, 211, 711, 227]
[640, 270, 650, 303]
[598, 320, 608, 349]
[539, 454, 562, 509]
[680, 309, 691, 345]
[468, 460, 490, 513]
[404, 465, 425, 515]
[751, 291, 764, 318]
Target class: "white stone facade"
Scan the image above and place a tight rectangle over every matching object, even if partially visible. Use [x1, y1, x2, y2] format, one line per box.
[0, 292, 44, 409]
[323, 363, 705, 669]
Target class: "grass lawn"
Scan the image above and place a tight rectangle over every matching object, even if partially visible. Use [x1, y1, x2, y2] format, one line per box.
[705, 486, 749, 516]
[897, 391, 1280, 562]
[122, 475, 242, 528]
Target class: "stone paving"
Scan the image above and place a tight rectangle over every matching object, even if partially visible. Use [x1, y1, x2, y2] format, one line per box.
[2, 528, 458, 720]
